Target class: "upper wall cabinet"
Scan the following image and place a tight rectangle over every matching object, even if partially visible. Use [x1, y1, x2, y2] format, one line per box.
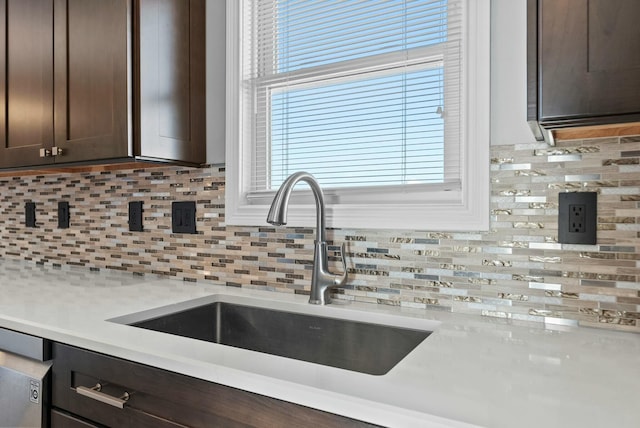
[0, 0, 54, 168]
[527, 0, 640, 144]
[0, 0, 205, 169]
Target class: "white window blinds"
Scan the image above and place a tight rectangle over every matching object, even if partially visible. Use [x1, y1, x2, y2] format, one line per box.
[244, 0, 463, 192]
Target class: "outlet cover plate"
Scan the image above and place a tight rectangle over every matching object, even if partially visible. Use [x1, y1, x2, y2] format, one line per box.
[129, 201, 143, 232]
[58, 201, 70, 229]
[558, 192, 597, 244]
[25, 202, 36, 228]
[172, 201, 196, 234]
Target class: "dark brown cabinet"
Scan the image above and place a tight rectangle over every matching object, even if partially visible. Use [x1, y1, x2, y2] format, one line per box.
[51, 343, 377, 428]
[51, 410, 101, 428]
[0, 0, 205, 169]
[0, 0, 54, 168]
[53, 0, 130, 165]
[527, 0, 640, 143]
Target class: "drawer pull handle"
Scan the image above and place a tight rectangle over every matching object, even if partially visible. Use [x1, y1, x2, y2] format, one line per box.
[76, 383, 130, 409]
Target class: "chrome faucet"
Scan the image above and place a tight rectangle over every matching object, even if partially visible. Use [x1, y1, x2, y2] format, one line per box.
[267, 172, 347, 304]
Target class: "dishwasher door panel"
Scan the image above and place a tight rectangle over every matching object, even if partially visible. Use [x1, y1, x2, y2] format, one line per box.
[0, 350, 52, 428]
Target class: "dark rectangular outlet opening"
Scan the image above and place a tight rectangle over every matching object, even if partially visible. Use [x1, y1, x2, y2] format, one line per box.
[172, 201, 196, 234]
[58, 201, 70, 229]
[558, 192, 597, 244]
[25, 202, 36, 228]
[129, 201, 143, 232]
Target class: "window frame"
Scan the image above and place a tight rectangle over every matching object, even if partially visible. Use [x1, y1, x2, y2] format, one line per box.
[225, 0, 490, 231]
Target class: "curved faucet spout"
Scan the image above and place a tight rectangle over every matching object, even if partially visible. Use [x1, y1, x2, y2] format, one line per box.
[267, 171, 326, 242]
[267, 172, 347, 304]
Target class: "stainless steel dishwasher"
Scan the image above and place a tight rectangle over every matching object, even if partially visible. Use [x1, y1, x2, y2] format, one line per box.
[0, 327, 52, 428]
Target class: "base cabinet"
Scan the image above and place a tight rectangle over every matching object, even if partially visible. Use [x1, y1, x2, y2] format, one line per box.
[51, 343, 378, 428]
[51, 410, 101, 428]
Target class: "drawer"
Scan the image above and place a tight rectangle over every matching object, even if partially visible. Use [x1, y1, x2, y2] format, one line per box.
[52, 342, 377, 428]
[51, 409, 101, 428]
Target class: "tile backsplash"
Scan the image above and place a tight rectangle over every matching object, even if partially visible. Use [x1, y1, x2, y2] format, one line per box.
[1, 135, 639, 333]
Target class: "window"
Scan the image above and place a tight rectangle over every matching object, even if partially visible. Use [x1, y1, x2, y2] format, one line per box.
[226, 0, 490, 231]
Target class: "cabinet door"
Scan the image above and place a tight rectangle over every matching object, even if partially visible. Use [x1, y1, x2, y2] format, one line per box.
[137, 0, 205, 165]
[538, 0, 640, 122]
[0, 0, 54, 168]
[53, 0, 130, 163]
[51, 409, 101, 428]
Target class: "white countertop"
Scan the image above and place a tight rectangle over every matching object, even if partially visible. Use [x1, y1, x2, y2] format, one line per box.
[0, 260, 638, 428]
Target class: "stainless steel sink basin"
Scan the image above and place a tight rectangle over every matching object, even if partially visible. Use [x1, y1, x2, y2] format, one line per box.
[120, 301, 432, 375]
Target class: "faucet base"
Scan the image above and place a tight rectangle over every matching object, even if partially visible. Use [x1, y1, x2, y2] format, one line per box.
[308, 297, 331, 305]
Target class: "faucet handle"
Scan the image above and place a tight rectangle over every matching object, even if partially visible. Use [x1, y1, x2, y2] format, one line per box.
[333, 243, 348, 286]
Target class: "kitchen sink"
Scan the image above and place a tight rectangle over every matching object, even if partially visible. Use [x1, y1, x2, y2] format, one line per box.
[116, 300, 432, 375]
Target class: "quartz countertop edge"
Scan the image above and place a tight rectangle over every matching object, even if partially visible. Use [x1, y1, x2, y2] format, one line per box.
[0, 260, 638, 428]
